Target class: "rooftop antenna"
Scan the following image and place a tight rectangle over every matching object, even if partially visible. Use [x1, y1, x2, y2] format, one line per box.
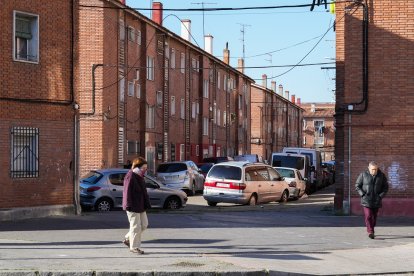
[237, 23, 251, 62]
[191, 2, 217, 48]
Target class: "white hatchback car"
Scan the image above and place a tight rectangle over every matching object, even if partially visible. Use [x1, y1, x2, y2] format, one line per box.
[275, 167, 307, 199]
[203, 162, 290, 206]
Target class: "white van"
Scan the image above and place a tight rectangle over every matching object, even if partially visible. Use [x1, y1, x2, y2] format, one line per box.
[270, 153, 311, 191]
[282, 147, 323, 190]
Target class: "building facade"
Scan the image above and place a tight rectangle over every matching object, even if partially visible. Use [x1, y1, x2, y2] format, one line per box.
[0, 1, 76, 216]
[301, 102, 335, 161]
[250, 80, 303, 163]
[334, 0, 414, 216]
[76, 0, 253, 176]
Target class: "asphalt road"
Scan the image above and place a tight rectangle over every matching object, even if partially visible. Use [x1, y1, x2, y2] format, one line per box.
[1, 185, 414, 275]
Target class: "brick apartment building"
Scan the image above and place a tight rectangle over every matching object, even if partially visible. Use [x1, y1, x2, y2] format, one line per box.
[334, 1, 414, 216]
[0, 1, 77, 217]
[250, 79, 303, 163]
[301, 102, 335, 161]
[76, 0, 254, 176]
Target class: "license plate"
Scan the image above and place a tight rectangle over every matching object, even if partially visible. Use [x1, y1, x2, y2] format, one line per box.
[216, 182, 230, 188]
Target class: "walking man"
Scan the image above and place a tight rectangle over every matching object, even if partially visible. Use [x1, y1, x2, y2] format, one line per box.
[355, 161, 389, 239]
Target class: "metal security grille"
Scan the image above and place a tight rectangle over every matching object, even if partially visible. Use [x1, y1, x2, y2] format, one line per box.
[11, 127, 39, 178]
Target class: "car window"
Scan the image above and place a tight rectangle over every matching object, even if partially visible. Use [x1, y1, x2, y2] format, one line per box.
[208, 165, 241, 180]
[198, 163, 213, 173]
[157, 163, 187, 173]
[297, 171, 303, 180]
[81, 171, 103, 184]
[256, 167, 270, 181]
[277, 168, 295, 178]
[108, 173, 126, 186]
[268, 167, 281, 181]
[145, 177, 159, 189]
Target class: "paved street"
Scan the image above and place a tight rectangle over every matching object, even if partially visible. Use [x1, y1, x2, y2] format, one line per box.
[1, 185, 414, 275]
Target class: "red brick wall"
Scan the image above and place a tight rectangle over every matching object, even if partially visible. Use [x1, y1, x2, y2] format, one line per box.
[0, 1, 74, 209]
[335, 1, 414, 216]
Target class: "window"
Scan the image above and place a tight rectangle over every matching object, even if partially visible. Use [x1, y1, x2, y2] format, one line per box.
[213, 105, 217, 124]
[170, 48, 176, 68]
[180, 98, 185, 119]
[13, 11, 39, 63]
[180, 53, 185, 73]
[196, 145, 200, 156]
[156, 91, 163, 107]
[238, 95, 242, 110]
[119, 74, 125, 102]
[127, 141, 140, 154]
[119, 20, 125, 41]
[223, 111, 227, 127]
[203, 117, 209, 135]
[217, 109, 221, 126]
[146, 56, 154, 80]
[192, 58, 196, 71]
[127, 26, 135, 42]
[136, 83, 141, 98]
[109, 173, 126, 186]
[146, 105, 155, 128]
[136, 30, 141, 45]
[171, 96, 176, 115]
[11, 127, 39, 178]
[223, 75, 227, 92]
[203, 79, 209, 98]
[179, 144, 185, 161]
[217, 72, 221, 89]
[128, 81, 134, 97]
[314, 120, 325, 145]
[192, 102, 196, 119]
[196, 102, 200, 114]
[135, 69, 140, 81]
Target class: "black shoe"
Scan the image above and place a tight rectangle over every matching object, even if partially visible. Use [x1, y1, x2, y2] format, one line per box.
[123, 239, 130, 247]
[130, 248, 144, 254]
[368, 233, 375, 239]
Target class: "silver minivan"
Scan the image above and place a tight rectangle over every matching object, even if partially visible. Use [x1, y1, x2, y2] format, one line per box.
[203, 161, 290, 206]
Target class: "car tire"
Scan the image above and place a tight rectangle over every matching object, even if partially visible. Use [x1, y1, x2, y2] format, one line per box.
[164, 196, 181, 209]
[207, 201, 217, 207]
[279, 190, 288, 203]
[248, 195, 257, 206]
[94, 198, 113, 212]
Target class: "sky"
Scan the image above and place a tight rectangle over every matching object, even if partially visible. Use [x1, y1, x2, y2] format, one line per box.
[127, 0, 336, 103]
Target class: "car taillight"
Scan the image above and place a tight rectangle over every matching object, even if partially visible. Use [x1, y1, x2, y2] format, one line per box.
[86, 186, 101, 192]
[204, 181, 216, 187]
[230, 183, 246, 190]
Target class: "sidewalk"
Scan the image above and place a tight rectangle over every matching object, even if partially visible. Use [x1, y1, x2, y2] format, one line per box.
[1, 186, 414, 275]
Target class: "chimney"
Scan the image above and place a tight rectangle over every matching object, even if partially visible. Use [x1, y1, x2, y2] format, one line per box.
[297, 98, 301, 105]
[223, 42, 230, 64]
[262, 74, 267, 88]
[119, 0, 126, 4]
[278, 84, 283, 96]
[152, 2, 163, 25]
[291, 94, 296, 104]
[285, 90, 289, 100]
[271, 81, 276, 92]
[204, 34, 213, 54]
[181, 19, 191, 42]
[237, 58, 244, 73]
[311, 104, 316, 112]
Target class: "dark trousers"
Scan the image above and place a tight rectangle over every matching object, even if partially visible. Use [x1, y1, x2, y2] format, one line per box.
[363, 207, 379, 234]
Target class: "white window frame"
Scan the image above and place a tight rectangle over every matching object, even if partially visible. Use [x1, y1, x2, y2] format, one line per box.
[136, 30, 141, 45]
[146, 105, 155, 128]
[180, 53, 185, 73]
[128, 81, 134, 97]
[156, 91, 163, 107]
[180, 144, 185, 161]
[170, 48, 176, 69]
[146, 56, 154, 81]
[136, 83, 141, 98]
[217, 72, 221, 89]
[223, 111, 227, 127]
[13, 11, 39, 63]
[180, 98, 185, 119]
[203, 117, 209, 136]
[170, 96, 176, 115]
[192, 102, 196, 119]
[217, 109, 221, 126]
[203, 79, 209, 98]
[127, 26, 135, 42]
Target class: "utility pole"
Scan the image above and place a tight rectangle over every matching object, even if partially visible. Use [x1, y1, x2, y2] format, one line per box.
[191, 2, 217, 48]
[238, 23, 251, 62]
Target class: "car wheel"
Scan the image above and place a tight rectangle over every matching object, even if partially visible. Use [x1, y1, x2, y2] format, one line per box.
[95, 198, 113, 212]
[164, 196, 181, 209]
[248, 195, 257, 206]
[279, 190, 288, 203]
[207, 201, 217, 207]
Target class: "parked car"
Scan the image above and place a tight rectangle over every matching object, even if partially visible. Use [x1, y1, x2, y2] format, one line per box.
[274, 167, 307, 199]
[197, 162, 214, 178]
[203, 161, 290, 206]
[80, 169, 188, 211]
[233, 154, 263, 163]
[202, 156, 234, 164]
[156, 161, 205, 195]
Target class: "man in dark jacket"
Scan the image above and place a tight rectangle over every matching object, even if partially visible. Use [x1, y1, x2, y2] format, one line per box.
[122, 157, 151, 254]
[355, 161, 389, 239]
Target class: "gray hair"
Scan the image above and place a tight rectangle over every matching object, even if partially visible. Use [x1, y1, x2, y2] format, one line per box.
[368, 161, 378, 167]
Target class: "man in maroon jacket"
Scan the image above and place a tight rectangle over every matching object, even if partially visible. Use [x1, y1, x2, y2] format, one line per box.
[122, 157, 151, 254]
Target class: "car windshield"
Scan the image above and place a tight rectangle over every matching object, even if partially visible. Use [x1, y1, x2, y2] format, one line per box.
[157, 163, 187, 173]
[277, 168, 295, 178]
[272, 156, 304, 170]
[81, 171, 103, 184]
[208, 165, 242, 180]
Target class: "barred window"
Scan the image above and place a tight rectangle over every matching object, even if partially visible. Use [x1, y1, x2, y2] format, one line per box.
[11, 126, 39, 178]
